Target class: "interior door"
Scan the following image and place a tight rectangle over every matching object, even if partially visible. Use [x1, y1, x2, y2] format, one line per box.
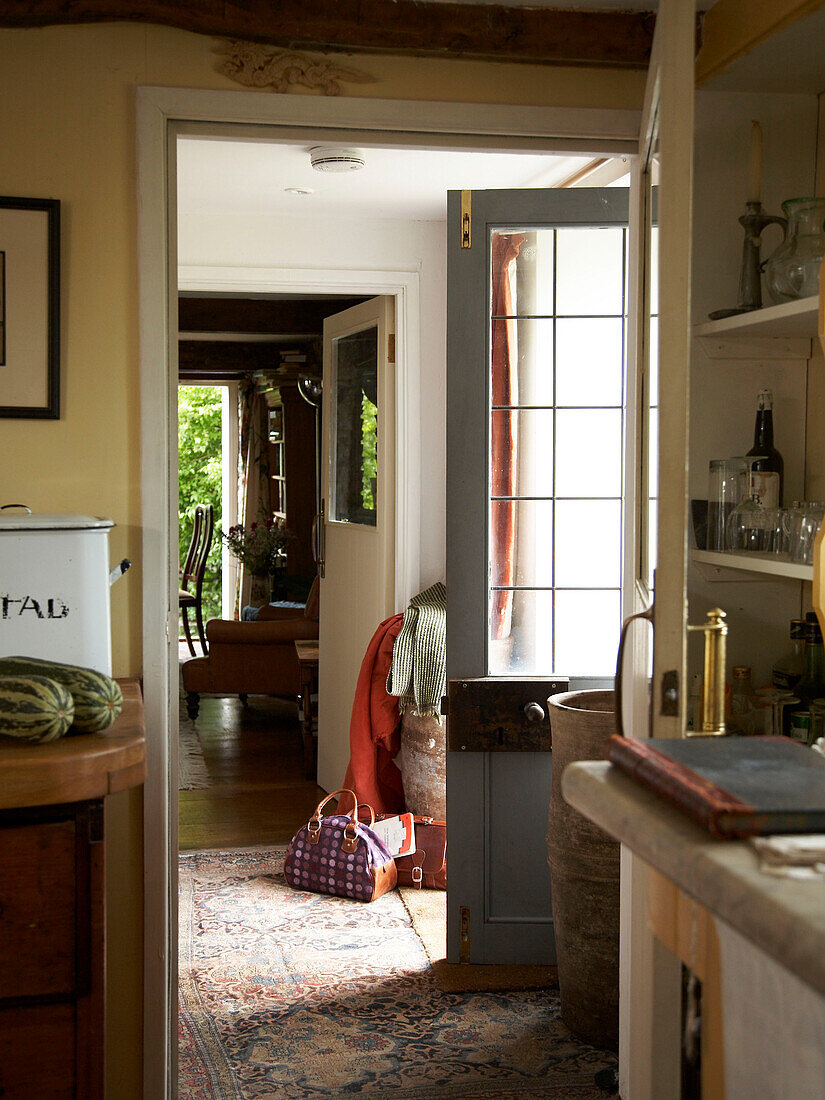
[618, 0, 696, 1095]
[317, 297, 396, 793]
[446, 187, 630, 964]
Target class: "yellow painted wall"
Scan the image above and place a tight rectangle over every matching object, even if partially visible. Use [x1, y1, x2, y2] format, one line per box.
[0, 22, 644, 1098]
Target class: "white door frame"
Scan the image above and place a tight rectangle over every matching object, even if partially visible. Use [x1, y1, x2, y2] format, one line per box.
[136, 85, 639, 1099]
[179, 265, 421, 613]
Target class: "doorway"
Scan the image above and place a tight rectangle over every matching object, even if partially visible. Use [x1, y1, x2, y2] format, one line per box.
[138, 87, 639, 1096]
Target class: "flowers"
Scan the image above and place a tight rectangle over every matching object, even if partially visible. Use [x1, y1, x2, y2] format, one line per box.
[220, 518, 289, 578]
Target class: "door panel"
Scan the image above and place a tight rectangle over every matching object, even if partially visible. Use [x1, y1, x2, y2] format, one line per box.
[618, 0, 695, 1094]
[317, 297, 395, 794]
[446, 187, 629, 964]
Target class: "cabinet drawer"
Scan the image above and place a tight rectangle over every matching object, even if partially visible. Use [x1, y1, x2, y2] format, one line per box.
[0, 1002, 76, 1098]
[0, 820, 77, 999]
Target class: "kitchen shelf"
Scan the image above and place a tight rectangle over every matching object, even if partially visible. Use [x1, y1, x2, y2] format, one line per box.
[694, 296, 818, 340]
[691, 549, 813, 582]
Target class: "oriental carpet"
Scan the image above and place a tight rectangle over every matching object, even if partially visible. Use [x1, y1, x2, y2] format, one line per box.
[178, 847, 617, 1098]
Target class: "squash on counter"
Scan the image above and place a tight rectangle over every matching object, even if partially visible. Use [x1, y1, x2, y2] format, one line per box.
[0, 675, 75, 742]
[0, 656, 122, 732]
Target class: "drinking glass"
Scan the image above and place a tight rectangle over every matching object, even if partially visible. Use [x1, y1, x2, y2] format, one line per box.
[707, 457, 746, 551]
[726, 494, 770, 552]
[791, 503, 825, 564]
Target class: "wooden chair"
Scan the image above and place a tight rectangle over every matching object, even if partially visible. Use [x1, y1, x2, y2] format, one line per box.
[179, 503, 214, 657]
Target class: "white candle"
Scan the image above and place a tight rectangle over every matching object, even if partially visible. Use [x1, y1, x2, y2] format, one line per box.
[748, 120, 763, 204]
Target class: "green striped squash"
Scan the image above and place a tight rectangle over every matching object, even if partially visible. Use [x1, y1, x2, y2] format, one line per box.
[0, 656, 122, 732]
[0, 676, 75, 743]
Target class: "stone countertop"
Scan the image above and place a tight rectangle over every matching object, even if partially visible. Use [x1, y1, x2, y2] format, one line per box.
[562, 760, 825, 999]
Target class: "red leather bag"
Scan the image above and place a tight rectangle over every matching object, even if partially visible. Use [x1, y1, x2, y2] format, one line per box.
[377, 815, 446, 890]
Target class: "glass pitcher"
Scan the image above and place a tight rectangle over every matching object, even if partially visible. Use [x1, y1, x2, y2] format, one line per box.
[765, 197, 825, 303]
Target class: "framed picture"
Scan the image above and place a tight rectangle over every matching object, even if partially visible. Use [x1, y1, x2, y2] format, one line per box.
[0, 197, 60, 419]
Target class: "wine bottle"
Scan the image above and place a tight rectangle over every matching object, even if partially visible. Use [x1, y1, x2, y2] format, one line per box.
[794, 612, 825, 713]
[772, 619, 805, 691]
[746, 389, 784, 508]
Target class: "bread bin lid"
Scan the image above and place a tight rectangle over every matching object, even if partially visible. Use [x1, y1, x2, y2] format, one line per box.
[0, 510, 114, 532]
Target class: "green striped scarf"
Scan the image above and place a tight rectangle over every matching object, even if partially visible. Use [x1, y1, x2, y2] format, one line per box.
[387, 581, 447, 720]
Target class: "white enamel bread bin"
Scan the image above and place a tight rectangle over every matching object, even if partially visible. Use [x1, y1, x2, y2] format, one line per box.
[0, 509, 130, 675]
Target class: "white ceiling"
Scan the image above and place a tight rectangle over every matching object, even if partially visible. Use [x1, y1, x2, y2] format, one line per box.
[177, 137, 611, 222]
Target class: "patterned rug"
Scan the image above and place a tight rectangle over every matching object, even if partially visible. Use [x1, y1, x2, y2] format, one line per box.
[179, 725, 211, 790]
[179, 847, 618, 1098]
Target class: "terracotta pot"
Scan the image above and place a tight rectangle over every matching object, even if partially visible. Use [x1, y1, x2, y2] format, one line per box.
[400, 711, 446, 819]
[546, 689, 619, 1051]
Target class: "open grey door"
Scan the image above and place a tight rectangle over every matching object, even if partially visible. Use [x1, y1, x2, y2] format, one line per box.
[446, 187, 630, 964]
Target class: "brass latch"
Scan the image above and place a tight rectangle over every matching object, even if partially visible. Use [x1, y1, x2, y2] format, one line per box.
[460, 190, 472, 249]
[687, 607, 728, 737]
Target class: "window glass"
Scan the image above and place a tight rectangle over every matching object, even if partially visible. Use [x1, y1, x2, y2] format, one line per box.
[488, 224, 626, 676]
[331, 326, 378, 526]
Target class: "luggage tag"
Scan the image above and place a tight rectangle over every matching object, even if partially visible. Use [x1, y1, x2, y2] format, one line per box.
[372, 813, 416, 857]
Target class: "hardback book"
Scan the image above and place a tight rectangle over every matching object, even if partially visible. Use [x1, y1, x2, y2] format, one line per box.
[607, 734, 825, 838]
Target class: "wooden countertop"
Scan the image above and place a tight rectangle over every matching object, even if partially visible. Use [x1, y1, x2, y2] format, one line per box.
[563, 760, 825, 999]
[0, 678, 146, 809]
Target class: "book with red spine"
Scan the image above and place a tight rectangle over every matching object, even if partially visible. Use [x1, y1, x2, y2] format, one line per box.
[607, 734, 825, 838]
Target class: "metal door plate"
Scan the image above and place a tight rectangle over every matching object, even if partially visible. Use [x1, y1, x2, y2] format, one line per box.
[446, 677, 569, 752]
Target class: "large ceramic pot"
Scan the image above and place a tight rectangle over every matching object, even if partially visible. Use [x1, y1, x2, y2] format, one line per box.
[400, 711, 446, 819]
[546, 689, 619, 1051]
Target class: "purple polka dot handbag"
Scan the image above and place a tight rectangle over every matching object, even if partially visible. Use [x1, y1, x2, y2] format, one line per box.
[284, 788, 397, 902]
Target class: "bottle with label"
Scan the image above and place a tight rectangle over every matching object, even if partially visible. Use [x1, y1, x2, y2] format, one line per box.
[746, 388, 784, 508]
[772, 619, 805, 691]
[794, 613, 825, 712]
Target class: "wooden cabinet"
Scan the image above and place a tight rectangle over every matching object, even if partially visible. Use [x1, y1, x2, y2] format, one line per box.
[686, 19, 825, 698]
[0, 681, 145, 1099]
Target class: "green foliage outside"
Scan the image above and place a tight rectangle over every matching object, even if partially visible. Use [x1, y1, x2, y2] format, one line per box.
[178, 385, 224, 625]
[361, 390, 377, 511]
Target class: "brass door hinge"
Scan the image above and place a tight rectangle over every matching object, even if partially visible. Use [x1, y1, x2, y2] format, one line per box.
[387, 333, 396, 363]
[461, 190, 472, 249]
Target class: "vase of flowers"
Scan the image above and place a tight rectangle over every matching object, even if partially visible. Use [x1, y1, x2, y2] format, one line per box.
[221, 518, 289, 603]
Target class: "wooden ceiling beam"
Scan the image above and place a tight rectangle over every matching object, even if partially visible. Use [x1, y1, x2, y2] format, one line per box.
[178, 295, 364, 336]
[0, 1, 655, 68]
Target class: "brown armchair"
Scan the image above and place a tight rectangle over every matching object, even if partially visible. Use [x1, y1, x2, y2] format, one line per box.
[181, 578, 319, 719]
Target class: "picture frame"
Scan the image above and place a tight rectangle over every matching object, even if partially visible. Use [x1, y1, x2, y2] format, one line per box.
[0, 197, 60, 419]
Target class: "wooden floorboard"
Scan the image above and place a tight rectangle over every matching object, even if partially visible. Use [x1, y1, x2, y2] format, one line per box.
[178, 689, 325, 851]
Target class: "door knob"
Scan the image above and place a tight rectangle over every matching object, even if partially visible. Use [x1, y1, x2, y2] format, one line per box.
[523, 702, 545, 723]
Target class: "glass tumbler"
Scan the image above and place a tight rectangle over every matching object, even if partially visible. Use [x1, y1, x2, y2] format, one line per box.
[726, 494, 770, 552]
[791, 503, 825, 565]
[707, 457, 746, 551]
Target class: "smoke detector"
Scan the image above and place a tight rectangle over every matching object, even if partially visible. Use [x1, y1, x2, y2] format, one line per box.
[309, 146, 366, 173]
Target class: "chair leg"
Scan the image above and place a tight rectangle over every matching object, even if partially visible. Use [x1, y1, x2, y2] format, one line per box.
[195, 598, 208, 657]
[181, 607, 197, 658]
[186, 692, 200, 720]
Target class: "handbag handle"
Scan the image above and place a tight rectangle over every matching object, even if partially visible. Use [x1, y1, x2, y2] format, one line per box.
[311, 788, 358, 822]
[357, 803, 376, 827]
[307, 788, 360, 848]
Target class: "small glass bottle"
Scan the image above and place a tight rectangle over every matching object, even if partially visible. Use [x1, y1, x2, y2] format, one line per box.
[729, 666, 755, 733]
[772, 619, 806, 692]
[794, 613, 825, 712]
